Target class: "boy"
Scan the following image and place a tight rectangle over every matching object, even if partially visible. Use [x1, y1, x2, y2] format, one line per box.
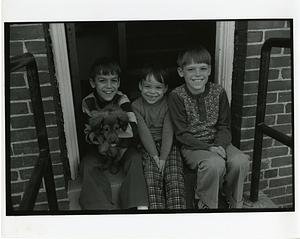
[79, 57, 148, 210]
[168, 46, 249, 209]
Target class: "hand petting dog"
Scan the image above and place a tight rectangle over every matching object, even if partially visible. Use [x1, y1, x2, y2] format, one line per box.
[85, 105, 129, 173]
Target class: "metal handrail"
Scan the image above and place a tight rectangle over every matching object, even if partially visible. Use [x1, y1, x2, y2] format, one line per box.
[10, 53, 58, 211]
[250, 38, 293, 202]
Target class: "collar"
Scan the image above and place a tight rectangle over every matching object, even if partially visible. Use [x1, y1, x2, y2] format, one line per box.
[184, 82, 211, 98]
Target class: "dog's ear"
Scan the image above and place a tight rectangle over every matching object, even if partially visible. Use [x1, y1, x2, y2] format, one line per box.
[117, 111, 129, 131]
[89, 112, 104, 132]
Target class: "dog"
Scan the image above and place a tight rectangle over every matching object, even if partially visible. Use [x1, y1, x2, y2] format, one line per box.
[86, 105, 130, 173]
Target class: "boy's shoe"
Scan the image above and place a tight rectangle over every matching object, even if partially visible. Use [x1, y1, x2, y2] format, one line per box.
[195, 199, 209, 209]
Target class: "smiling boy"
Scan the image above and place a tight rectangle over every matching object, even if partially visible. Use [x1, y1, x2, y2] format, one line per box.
[79, 57, 148, 210]
[168, 46, 249, 209]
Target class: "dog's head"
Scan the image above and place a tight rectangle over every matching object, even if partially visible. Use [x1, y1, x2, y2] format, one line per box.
[88, 105, 129, 157]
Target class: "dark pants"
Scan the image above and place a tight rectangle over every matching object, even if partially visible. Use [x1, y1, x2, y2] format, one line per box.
[79, 146, 148, 210]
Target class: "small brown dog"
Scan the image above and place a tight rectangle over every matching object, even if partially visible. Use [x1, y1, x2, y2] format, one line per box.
[86, 105, 129, 173]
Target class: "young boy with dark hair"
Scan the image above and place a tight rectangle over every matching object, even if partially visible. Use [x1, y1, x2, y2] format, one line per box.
[132, 65, 186, 209]
[168, 46, 250, 209]
[79, 57, 148, 210]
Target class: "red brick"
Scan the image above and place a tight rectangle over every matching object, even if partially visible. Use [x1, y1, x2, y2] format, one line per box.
[52, 163, 64, 175]
[247, 31, 263, 43]
[10, 42, 23, 56]
[10, 73, 26, 87]
[55, 177, 66, 188]
[245, 58, 260, 69]
[11, 171, 19, 181]
[11, 155, 38, 168]
[271, 195, 293, 205]
[58, 200, 70, 210]
[270, 47, 282, 55]
[265, 104, 284, 115]
[35, 56, 49, 71]
[240, 138, 273, 151]
[265, 30, 291, 39]
[262, 146, 289, 158]
[12, 194, 22, 205]
[244, 69, 280, 82]
[259, 180, 269, 190]
[10, 25, 44, 41]
[12, 141, 39, 155]
[243, 93, 277, 106]
[277, 114, 292, 124]
[284, 48, 291, 54]
[19, 167, 34, 180]
[263, 168, 278, 178]
[244, 82, 258, 94]
[279, 166, 293, 176]
[271, 156, 292, 167]
[49, 138, 60, 152]
[29, 100, 55, 113]
[25, 41, 46, 54]
[45, 113, 57, 125]
[50, 152, 63, 164]
[285, 103, 292, 113]
[248, 21, 285, 30]
[40, 85, 54, 98]
[38, 72, 51, 85]
[10, 115, 35, 128]
[240, 128, 254, 140]
[36, 192, 47, 203]
[56, 188, 68, 199]
[47, 126, 59, 138]
[10, 102, 29, 115]
[10, 128, 37, 142]
[278, 92, 291, 102]
[11, 181, 27, 194]
[264, 187, 285, 197]
[268, 80, 291, 92]
[286, 186, 293, 194]
[269, 176, 292, 187]
[241, 117, 255, 128]
[10, 88, 30, 100]
[270, 56, 291, 68]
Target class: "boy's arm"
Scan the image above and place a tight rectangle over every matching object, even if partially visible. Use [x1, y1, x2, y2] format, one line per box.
[133, 109, 159, 157]
[168, 92, 212, 150]
[214, 89, 232, 149]
[159, 111, 173, 161]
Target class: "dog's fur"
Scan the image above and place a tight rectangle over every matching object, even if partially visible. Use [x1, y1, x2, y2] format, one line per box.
[87, 105, 129, 173]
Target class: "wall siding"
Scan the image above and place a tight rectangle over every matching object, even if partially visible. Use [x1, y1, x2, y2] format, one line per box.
[9, 23, 69, 210]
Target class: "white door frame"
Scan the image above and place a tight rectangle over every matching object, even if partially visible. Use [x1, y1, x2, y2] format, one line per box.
[49, 23, 80, 180]
[49, 21, 235, 180]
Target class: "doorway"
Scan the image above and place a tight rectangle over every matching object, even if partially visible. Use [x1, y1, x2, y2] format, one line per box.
[53, 20, 234, 179]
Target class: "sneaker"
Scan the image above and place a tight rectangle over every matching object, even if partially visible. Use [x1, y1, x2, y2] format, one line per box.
[195, 199, 209, 209]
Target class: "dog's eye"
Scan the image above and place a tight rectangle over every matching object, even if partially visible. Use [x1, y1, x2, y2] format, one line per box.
[114, 124, 120, 131]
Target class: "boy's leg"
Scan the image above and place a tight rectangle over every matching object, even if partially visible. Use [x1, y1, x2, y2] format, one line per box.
[79, 148, 116, 210]
[182, 149, 226, 209]
[223, 144, 250, 208]
[142, 150, 165, 209]
[164, 144, 186, 209]
[119, 147, 149, 209]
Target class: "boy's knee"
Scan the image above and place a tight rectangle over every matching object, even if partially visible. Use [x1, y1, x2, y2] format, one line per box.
[198, 155, 225, 177]
[230, 153, 250, 173]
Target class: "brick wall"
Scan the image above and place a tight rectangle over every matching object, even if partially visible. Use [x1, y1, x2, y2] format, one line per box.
[236, 20, 292, 208]
[9, 23, 69, 210]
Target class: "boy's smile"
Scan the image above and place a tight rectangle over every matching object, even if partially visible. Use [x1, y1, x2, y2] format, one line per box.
[139, 74, 167, 104]
[178, 62, 211, 95]
[90, 74, 120, 101]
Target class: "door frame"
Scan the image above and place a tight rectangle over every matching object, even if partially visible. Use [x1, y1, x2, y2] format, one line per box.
[50, 21, 235, 179]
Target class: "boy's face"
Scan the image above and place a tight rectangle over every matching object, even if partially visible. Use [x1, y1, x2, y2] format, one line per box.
[90, 73, 120, 101]
[139, 74, 167, 104]
[178, 62, 211, 94]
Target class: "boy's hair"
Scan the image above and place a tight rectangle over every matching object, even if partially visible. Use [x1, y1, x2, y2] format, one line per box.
[89, 57, 121, 80]
[177, 45, 211, 68]
[140, 64, 168, 86]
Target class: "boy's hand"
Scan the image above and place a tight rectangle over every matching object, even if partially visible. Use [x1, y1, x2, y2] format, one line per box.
[158, 160, 166, 176]
[152, 155, 160, 168]
[209, 146, 226, 159]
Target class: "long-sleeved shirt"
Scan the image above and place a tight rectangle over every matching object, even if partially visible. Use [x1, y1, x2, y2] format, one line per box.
[168, 82, 231, 150]
[82, 90, 138, 148]
[132, 97, 173, 161]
